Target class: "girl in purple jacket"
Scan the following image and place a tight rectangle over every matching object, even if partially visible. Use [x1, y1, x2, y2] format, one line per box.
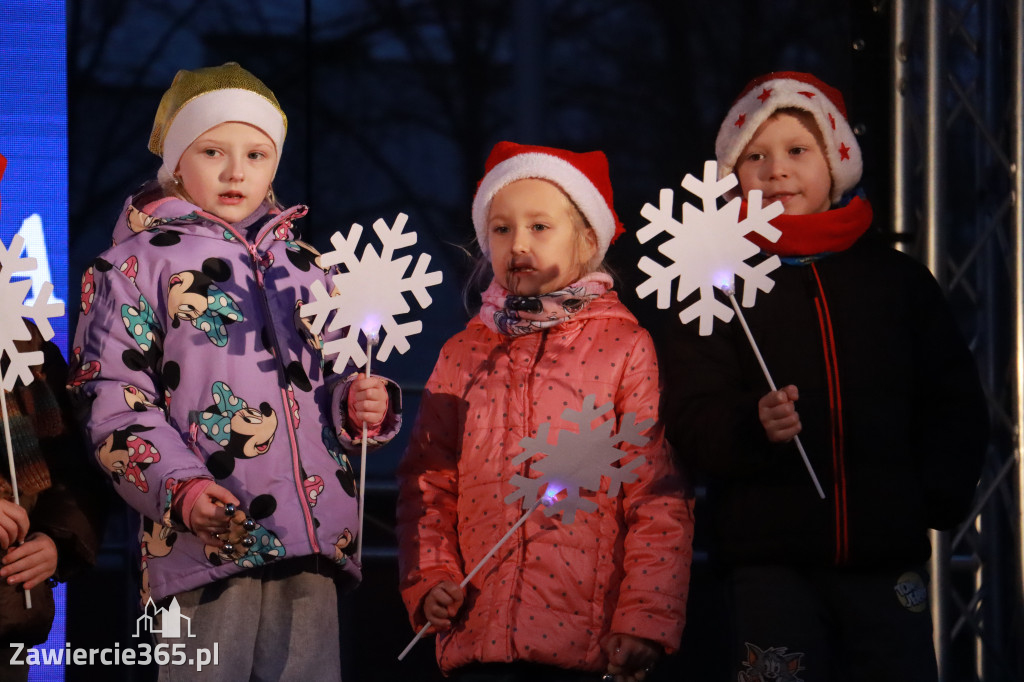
[72, 63, 398, 680]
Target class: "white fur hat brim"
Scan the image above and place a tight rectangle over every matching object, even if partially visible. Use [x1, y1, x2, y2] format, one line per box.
[161, 88, 286, 177]
[471, 151, 617, 259]
[715, 73, 863, 203]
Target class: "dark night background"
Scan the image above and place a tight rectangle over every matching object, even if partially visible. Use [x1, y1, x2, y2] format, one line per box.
[56, 1, 1013, 680]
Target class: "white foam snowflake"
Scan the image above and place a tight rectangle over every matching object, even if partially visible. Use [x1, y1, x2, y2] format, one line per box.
[504, 394, 652, 524]
[299, 213, 442, 368]
[635, 160, 785, 336]
[0, 234, 65, 390]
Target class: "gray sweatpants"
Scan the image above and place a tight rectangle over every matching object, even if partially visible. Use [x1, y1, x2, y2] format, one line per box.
[156, 559, 341, 682]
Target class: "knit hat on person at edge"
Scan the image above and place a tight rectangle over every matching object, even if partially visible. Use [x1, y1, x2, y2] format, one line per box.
[471, 141, 625, 260]
[148, 62, 287, 179]
[715, 71, 863, 204]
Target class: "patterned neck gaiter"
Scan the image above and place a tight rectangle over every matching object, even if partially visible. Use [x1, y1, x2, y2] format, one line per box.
[479, 272, 613, 336]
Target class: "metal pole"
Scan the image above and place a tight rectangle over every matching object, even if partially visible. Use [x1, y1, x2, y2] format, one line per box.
[891, 0, 910, 248]
[1013, 0, 1024, 620]
[978, 4, 1002, 679]
[923, 0, 944, 278]
[922, 1, 950, 679]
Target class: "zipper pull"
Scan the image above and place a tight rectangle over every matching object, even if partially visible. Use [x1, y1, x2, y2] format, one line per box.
[186, 420, 202, 455]
[249, 243, 267, 288]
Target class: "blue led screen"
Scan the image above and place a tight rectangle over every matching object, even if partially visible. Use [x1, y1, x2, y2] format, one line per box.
[1, 3, 69, 681]
[0, 0, 69, 352]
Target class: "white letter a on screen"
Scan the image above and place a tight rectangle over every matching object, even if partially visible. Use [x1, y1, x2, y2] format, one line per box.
[17, 213, 65, 307]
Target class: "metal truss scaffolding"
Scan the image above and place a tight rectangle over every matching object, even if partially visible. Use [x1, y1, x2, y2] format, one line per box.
[892, 0, 1024, 679]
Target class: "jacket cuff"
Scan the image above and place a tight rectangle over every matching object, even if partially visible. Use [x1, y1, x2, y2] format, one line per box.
[611, 590, 687, 655]
[170, 478, 215, 531]
[332, 375, 403, 450]
[402, 570, 462, 631]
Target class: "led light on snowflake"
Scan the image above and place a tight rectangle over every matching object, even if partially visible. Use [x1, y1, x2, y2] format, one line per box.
[634, 160, 785, 336]
[504, 394, 652, 524]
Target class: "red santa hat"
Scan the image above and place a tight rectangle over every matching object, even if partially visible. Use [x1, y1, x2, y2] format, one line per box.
[715, 71, 863, 204]
[471, 141, 624, 259]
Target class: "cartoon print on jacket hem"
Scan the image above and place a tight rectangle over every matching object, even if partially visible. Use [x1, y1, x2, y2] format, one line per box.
[139, 557, 153, 605]
[167, 257, 243, 347]
[333, 528, 355, 565]
[97, 425, 161, 492]
[194, 381, 279, 479]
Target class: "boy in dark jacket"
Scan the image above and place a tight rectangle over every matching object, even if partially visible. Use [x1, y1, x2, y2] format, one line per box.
[658, 71, 988, 681]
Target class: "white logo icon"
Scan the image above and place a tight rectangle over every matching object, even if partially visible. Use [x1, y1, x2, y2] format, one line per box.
[134, 597, 195, 639]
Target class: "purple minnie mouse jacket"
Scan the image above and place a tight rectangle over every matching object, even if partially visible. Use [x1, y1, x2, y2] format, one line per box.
[71, 180, 400, 602]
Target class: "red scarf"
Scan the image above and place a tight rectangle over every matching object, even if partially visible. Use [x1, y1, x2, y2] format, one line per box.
[744, 195, 874, 257]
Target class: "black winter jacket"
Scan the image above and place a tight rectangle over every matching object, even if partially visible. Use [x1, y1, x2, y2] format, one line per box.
[658, 233, 988, 570]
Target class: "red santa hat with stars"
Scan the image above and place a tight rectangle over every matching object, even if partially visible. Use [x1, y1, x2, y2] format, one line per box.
[715, 71, 863, 204]
[471, 141, 624, 260]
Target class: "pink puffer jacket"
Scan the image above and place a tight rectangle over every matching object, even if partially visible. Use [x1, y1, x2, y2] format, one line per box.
[397, 290, 694, 675]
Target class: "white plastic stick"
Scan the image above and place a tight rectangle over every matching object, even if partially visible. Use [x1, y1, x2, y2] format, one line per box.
[355, 333, 378, 565]
[722, 286, 826, 500]
[397, 497, 545, 661]
[1, 389, 32, 608]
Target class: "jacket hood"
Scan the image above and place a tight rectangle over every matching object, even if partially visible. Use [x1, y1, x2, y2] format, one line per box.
[112, 180, 305, 247]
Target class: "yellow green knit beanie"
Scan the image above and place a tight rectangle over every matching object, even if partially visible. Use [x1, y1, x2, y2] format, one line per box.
[149, 62, 287, 176]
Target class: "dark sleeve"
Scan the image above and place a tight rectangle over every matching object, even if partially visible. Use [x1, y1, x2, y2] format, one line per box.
[909, 268, 989, 530]
[655, 316, 783, 480]
[27, 338, 110, 580]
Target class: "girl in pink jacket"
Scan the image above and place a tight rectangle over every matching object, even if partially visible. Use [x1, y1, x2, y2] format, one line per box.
[397, 141, 694, 682]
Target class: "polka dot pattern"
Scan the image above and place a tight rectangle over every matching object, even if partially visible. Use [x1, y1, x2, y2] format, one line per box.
[397, 293, 694, 673]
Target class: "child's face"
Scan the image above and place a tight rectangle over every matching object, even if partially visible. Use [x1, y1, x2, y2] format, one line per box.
[176, 121, 278, 224]
[487, 178, 597, 296]
[735, 111, 832, 216]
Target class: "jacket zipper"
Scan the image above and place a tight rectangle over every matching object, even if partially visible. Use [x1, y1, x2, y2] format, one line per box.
[809, 263, 849, 564]
[225, 209, 321, 554]
[505, 329, 545, 653]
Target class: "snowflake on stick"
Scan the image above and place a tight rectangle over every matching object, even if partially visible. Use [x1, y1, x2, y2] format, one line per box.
[635, 160, 784, 336]
[299, 213, 442, 368]
[0, 234, 65, 390]
[1, 231, 66, 612]
[633, 161, 827, 500]
[504, 394, 652, 524]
